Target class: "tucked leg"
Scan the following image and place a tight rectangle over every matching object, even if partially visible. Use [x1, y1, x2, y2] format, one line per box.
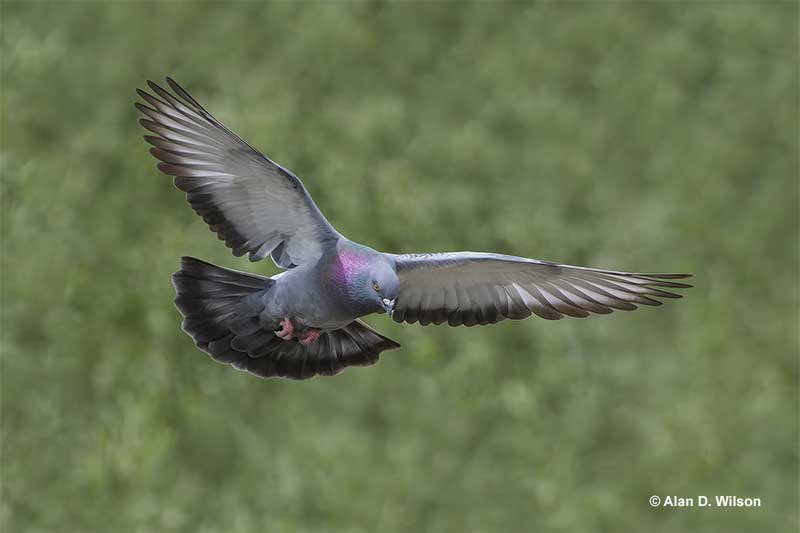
[275, 317, 294, 340]
[298, 328, 322, 346]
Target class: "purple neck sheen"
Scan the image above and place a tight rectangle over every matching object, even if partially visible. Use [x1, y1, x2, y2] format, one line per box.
[330, 249, 370, 288]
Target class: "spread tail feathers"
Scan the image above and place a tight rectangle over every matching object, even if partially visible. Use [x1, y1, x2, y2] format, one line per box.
[172, 256, 400, 380]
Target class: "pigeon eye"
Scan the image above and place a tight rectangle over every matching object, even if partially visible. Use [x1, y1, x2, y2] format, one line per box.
[373, 282, 381, 292]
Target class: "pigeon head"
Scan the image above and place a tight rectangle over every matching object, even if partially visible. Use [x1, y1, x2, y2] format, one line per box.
[371, 261, 399, 314]
[330, 246, 399, 316]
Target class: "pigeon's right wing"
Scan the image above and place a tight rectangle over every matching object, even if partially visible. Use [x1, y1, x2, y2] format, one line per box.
[390, 252, 692, 326]
[137, 78, 340, 268]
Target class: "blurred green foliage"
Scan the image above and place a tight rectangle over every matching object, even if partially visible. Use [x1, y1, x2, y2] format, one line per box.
[2, 2, 798, 532]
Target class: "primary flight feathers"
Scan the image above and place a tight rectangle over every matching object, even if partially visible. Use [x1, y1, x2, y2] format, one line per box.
[138, 78, 691, 380]
[391, 253, 690, 326]
[137, 78, 339, 268]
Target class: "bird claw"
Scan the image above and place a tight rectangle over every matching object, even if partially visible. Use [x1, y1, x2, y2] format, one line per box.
[275, 317, 294, 340]
[298, 328, 321, 346]
[275, 319, 320, 345]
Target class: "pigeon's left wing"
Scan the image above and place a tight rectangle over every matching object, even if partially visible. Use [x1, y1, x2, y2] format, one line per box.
[389, 252, 691, 326]
[137, 78, 340, 268]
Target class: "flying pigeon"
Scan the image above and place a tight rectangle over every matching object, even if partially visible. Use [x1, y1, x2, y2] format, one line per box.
[136, 78, 692, 380]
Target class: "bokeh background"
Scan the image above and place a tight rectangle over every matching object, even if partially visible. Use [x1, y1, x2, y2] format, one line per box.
[3, 2, 798, 532]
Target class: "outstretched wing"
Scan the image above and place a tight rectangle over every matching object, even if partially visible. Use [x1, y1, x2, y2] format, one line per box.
[137, 78, 340, 268]
[390, 252, 692, 326]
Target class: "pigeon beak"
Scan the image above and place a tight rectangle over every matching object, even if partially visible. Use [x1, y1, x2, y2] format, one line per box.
[382, 298, 395, 316]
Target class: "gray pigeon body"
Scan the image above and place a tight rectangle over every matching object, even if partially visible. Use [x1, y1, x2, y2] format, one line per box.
[138, 78, 692, 380]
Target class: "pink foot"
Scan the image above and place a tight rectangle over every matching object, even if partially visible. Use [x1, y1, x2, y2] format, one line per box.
[298, 328, 322, 346]
[275, 317, 294, 340]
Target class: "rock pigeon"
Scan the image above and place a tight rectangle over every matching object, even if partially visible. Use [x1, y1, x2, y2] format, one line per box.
[137, 78, 692, 380]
